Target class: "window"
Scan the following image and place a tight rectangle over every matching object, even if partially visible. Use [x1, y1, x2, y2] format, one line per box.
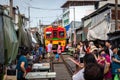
[46, 32, 52, 38]
[53, 31, 57, 38]
[59, 31, 64, 38]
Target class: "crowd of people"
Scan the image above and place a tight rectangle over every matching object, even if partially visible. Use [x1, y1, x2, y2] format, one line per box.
[15, 39, 120, 80]
[16, 44, 47, 80]
[16, 41, 63, 80]
[70, 40, 120, 80]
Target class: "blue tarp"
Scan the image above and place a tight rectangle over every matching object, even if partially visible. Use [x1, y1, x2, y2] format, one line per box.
[65, 24, 70, 31]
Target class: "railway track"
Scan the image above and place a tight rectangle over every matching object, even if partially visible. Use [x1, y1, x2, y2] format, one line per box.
[50, 53, 75, 80]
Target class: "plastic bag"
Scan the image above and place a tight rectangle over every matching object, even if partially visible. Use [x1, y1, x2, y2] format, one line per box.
[114, 74, 120, 80]
[55, 54, 59, 58]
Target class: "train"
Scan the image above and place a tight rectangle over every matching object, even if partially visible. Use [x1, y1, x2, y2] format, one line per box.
[44, 25, 66, 52]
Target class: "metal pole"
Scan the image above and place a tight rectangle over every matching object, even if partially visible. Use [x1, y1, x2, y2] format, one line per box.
[115, 0, 118, 31]
[39, 20, 43, 44]
[57, 16, 59, 25]
[39, 20, 41, 32]
[74, 7, 75, 29]
[73, 7, 76, 46]
[28, 7, 30, 27]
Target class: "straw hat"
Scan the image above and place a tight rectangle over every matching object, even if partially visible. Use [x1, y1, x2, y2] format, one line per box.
[90, 46, 98, 52]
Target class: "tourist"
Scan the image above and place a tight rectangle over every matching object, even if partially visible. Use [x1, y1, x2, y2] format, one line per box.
[111, 46, 120, 79]
[68, 54, 100, 80]
[105, 40, 113, 61]
[98, 49, 112, 80]
[16, 48, 29, 80]
[84, 63, 104, 80]
[47, 41, 53, 61]
[79, 41, 86, 63]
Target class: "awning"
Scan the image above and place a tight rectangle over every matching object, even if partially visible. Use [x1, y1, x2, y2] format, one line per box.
[108, 31, 120, 40]
[109, 35, 120, 40]
[65, 24, 70, 31]
[31, 33, 37, 43]
[87, 19, 109, 41]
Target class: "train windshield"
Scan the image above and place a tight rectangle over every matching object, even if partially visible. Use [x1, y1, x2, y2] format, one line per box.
[46, 32, 52, 38]
[53, 30, 57, 38]
[59, 31, 64, 38]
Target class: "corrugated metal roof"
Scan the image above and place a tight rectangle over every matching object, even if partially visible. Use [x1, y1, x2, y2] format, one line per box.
[61, 0, 99, 8]
[82, 3, 120, 21]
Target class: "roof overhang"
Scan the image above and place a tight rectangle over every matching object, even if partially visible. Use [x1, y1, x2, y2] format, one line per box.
[82, 3, 120, 21]
[107, 30, 120, 40]
[61, 0, 99, 8]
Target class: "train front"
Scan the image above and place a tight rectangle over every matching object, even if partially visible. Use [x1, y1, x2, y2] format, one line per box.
[44, 25, 66, 53]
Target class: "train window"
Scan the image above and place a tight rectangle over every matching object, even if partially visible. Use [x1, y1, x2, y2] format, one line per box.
[46, 32, 52, 38]
[53, 30, 57, 38]
[59, 31, 64, 37]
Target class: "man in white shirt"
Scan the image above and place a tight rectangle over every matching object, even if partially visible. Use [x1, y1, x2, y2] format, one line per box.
[47, 41, 52, 53]
[47, 41, 53, 60]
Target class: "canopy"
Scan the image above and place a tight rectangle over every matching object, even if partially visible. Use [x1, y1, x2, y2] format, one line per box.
[65, 24, 70, 31]
[0, 14, 4, 64]
[3, 15, 19, 64]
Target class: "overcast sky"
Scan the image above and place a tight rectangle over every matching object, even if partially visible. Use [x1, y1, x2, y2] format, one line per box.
[0, 0, 66, 27]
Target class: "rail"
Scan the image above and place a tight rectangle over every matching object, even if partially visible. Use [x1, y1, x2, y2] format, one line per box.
[51, 54, 74, 78]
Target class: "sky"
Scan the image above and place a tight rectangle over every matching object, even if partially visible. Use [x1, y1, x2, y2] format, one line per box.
[0, 0, 66, 27]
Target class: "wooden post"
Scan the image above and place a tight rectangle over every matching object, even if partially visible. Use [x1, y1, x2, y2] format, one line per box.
[10, 0, 13, 18]
[115, 0, 118, 31]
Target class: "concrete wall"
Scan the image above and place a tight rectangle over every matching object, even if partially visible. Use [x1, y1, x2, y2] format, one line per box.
[69, 5, 95, 22]
[62, 5, 95, 27]
[99, 0, 120, 8]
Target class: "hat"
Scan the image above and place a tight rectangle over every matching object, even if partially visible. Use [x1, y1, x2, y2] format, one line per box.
[90, 46, 98, 52]
[89, 41, 94, 46]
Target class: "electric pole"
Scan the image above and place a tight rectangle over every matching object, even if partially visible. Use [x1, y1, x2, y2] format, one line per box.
[28, 7, 30, 27]
[10, 0, 13, 18]
[39, 19, 41, 33]
[115, 0, 118, 31]
[73, 7, 76, 47]
[73, 7, 76, 36]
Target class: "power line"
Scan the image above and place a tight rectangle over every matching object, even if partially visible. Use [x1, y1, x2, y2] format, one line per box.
[30, 6, 63, 11]
[31, 16, 58, 18]
[20, 0, 32, 7]
[20, 0, 64, 26]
